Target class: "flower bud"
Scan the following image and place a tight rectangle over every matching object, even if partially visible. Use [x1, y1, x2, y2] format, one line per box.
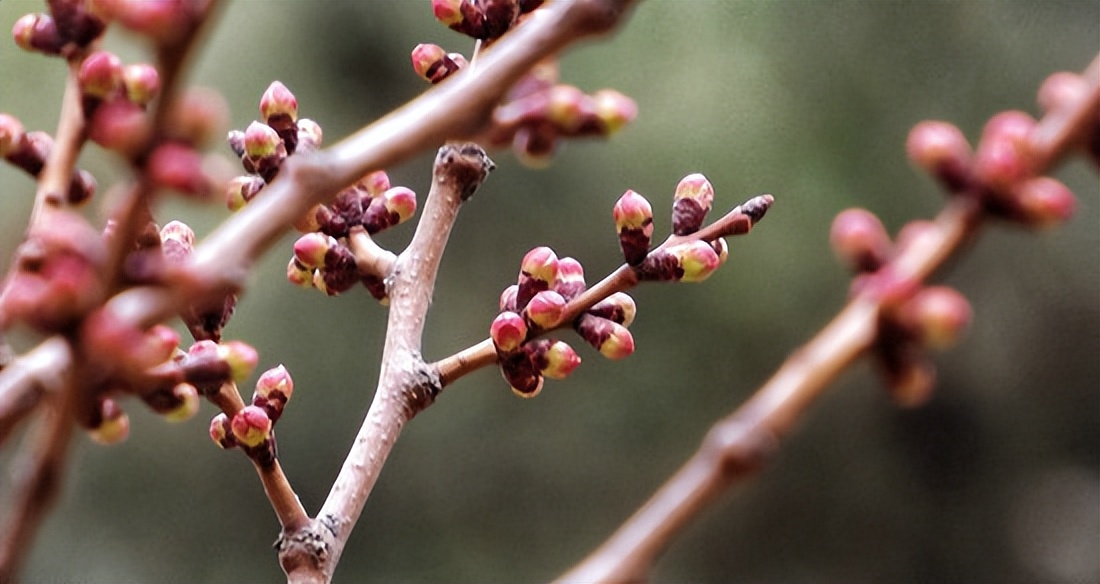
[209, 412, 236, 449]
[0, 113, 26, 158]
[218, 340, 258, 383]
[593, 89, 637, 135]
[253, 364, 293, 423]
[587, 292, 636, 327]
[672, 173, 714, 236]
[411, 43, 465, 84]
[359, 170, 390, 198]
[712, 237, 729, 266]
[88, 98, 150, 156]
[1037, 72, 1088, 114]
[226, 129, 245, 158]
[260, 81, 298, 124]
[287, 257, 314, 288]
[906, 120, 972, 192]
[527, 339, 581, 379]
[166, 87, 228, 148]
[500, 352, 544, 397]
[553, 257, 586, 300]
[12, 13, 64, 55]
[296, 118, 323, 153]
[225, 174, 266, 211]
[67, 168, 97, 205]
[1013, 176, 1076, 228]
[244, 120, 281, 160]
[148, 142, 210, 197]
[974, 111, 1036, 194]
[432, 0, 464, 26]
[524, 289, 566, 329]
[122, 63, 160, 106]
[88, 398, 130, 445]
[491, 311, 528, 353]
[613, 189, 654, 265]
[499, 284, 519, 312]
[547, 85, 592, 134]
[883, 357, 936, 408]
[576, 314, 634, 360]
[363, 186, 417, 233]
[516, 246, 559, 308]
[670, 240, 721, 282]
[512, 125, 556, 169]
[899, 286, 971, 350]
[293, 232, 336, 269]
[230, 405, 272, 448]
[162, 383, 200, 422]
[78, 50, 124, 100]
[829, 208, 891, 273]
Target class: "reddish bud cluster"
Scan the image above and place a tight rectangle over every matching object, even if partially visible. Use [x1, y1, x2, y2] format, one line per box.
[830, 208, 973, 406]
[208, 364, 295, 466]
[0, 113, 97, 204]
[491, 247, 640, 397]
[907, 73, 1091, 229]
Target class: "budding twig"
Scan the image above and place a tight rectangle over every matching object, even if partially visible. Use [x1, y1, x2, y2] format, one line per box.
[557, 54, 1099, 584]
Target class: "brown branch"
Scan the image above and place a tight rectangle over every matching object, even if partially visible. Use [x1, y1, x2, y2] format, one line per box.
[28, 58, 89, 227]
[558, 55, 1100, 584]
[278, 144, 494, 584]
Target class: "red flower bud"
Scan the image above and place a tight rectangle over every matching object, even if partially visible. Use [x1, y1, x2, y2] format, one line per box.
[906, 120, 972, 192]
[528, 339, 581, 380]
[1013, 176, 1076, 228]
[829, 208, 891, 273]
[491, 311, 528, 354]
[899, 286, 972, 350]
[122, 63, 160, 106]
[78, 50, 124, 100]
[230, 405, 272, 448]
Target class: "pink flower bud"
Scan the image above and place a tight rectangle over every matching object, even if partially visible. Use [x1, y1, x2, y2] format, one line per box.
[260, 81, 298, 124]
[499, 284, 519, 312]
[906, 120, 972, 192]
[244, 120, 280, 159]
[613, 190, 654, 265]
[517, 246, 559, 309]
[670, 240, 721, 283]
[525, 290, 566, 329]
[88, 98, 150, 156]
[287, 257, 314, 288]
[293, 232, 336, 269]
[432, 0, 464, 26]
[218, 340, 258, 383]
[148, 142, 210, 197]
[528, 339, 581, 379]
[253, 364, 293, 423]
[491, 311, 528, 353]
[1013, 176, 1076, 228]
[383, 186, 418, 224]
[553, 257, 586, 300]
[162, 383, 200, 422]
[1037, 72, 1088, 114]
[829, 208, 891, 273]
[225, 174, 266, 211]
[78, 50, 124, 100]
[209, 412, 236, 449]
[12, 13, 64, 55]
[512, 125, 557, 169]
[900, 286, 971, 350]
[588, 292, 636, 327]
[358, 170, 390, 198]
[88, 398, 130, 445]
[230, 405, 272, 448]
[68, 168, 97, 205]
[122, 63, 160, 106]
[577, 315, 634, 360]
[411, 43, 464, 84]
[593, 89, 637, 135]
[546, 85, 591, 133]
[672, 173, 715, 236]
[296, 118, 323, 153]
[974, 111, 1036, 194]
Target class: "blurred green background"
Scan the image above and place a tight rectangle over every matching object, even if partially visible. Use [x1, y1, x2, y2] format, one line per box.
[1, 1, 1097, 583]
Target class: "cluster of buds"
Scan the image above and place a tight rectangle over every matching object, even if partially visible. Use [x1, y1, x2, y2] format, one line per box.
[431, 0, 545, 42]
[1, 112, 96, 205]
[906, 69, 1096, 228]
[830, 209, 973, 406]
[11, 1, 106, 57]
[208, 364, 294, 466]
[75, 316, 259, 445]
[618, 174, 772, 283]
[492, 247, 636, 397]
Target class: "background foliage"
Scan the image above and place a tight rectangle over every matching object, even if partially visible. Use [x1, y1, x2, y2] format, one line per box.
[1, 1, 1096, 582]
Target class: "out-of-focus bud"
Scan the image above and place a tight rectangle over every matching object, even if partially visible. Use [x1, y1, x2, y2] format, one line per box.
[296, 118, 323, 154]
[546, 85, 591, 134]
[167, 87, 228, 148]
[162, 383, 200, 422]
[499, 284, 519, 312]
[67, 168, 97, 205]
[882, 356, 936, 409]
[512, 125, 556, 169]
[587, 292, 636, 327]
[524, 290, 566, 329]
[829, 208, 891, 273]
[613, 189, 653, 266]
[0, 113, 26, 158]
[898, 286, 971, 350]
[12, 13, 64, 55]
[230, 405, 272, 448]
[593, 89, 637, 135]
[286, 257, 314, 288]
[209, 412, 236, 449]
[432, 0, 464, 26]
[491, 311, 528, 353]
[1013, 176, 1076, 228]
[78, 50, 123, 100]
[218, 340, 258, 383]
[148, 142, 211, 198]
[122, 63, 160, 106]
[906, 120, 972, 192]
[712, 237, 729, 266]
[225, 174, 266, 211]
[1037, 72, 1088, 114]
[88, 98, 150, 156]
[576, 314, 634, 360]
[974, 111, 1037, 194]
[88, 398, 130, 445]
[671, 173, 714, 236]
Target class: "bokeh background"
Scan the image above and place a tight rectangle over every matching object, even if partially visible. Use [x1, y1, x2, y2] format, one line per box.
[1, 1, 1097, 583]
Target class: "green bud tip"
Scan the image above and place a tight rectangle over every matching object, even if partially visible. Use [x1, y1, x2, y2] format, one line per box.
[243, 121, 280, 159]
